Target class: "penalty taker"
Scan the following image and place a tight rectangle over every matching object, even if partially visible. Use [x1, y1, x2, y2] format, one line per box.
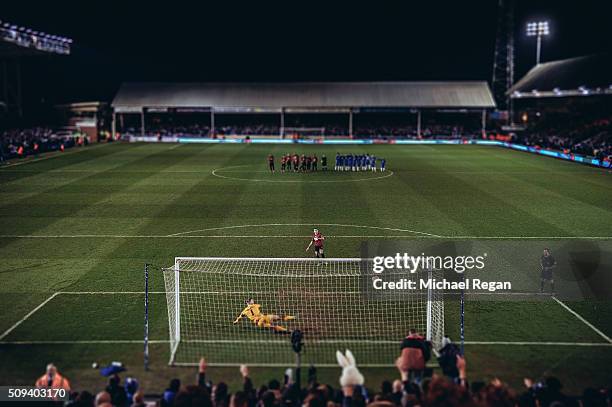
[372, 277, 512, 292]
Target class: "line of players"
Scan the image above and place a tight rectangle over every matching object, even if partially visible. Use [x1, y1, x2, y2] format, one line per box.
[267, 153, 387, 173]
[335, 153, 387, 172]
[275, 154, 327, 173]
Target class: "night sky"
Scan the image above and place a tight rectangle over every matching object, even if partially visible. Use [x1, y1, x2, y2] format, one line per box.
[2, 1, 611, 109]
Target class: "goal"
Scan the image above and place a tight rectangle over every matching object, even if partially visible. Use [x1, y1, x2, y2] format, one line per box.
[281, 127, 325, 138]
[162, 257, 444, 366]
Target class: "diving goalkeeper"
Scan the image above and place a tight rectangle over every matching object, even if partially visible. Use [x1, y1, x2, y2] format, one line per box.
[233, 298, 295, 333]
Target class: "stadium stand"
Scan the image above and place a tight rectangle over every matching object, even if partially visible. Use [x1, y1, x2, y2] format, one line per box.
[508, 54, 612, 98]
[0, 20, 71, 56]
[0, 127, 88, 161]
[515, 115, 612, 161]
[111, 82, 495, 140]
[508, 53, 612, 163]
[0, 19, 72, 119]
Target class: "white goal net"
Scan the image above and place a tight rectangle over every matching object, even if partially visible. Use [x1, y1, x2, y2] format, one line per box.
[281, 127, 325, 138]
[162, 257, 444, 366]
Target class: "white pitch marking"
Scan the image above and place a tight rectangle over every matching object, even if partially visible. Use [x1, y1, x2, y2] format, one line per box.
[0, 340, 171, 344]
[0, 292, 60, 341]
[447, 236, 612, 239]
[1, 169, 607, 175]
[57, 290, 368, 294]
[166, 223, 441, 237]
[212, 165, 395, 183]
[1, 339, 610, 347]
[2, 292, 609, 347]
[463, 341, 612, 347]
[0, 234, 434, 239]
[58, 291, 167, 295]
[551, 296, 612, 343]
[0, 234, 610, 240]
[0, 223, 609, 240]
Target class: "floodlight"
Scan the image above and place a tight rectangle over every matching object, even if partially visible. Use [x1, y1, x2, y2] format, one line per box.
[526, 20, 550, 65]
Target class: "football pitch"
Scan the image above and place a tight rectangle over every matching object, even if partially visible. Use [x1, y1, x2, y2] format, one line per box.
[0, 142, 611, 393]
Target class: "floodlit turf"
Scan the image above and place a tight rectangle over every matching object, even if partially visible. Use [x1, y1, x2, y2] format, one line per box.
[0, 142, 610, 392]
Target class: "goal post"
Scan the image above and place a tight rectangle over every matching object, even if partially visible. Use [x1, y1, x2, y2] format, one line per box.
[162, 257, 444, 367]
[282, 127, 325, 138]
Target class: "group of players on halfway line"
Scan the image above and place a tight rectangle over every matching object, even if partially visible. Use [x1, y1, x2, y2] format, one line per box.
[233, 228, 326, 334]
[267, 153, 387, 173]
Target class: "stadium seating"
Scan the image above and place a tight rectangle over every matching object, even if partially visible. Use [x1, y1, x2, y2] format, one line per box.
[517, 115, 612, 160]
[0, 127, 87, 160]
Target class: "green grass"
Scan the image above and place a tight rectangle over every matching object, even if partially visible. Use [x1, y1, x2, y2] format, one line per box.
[0, 142, 611, 394]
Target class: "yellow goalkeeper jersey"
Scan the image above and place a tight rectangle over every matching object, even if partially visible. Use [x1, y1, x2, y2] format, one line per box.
[240, 304, 262, 321]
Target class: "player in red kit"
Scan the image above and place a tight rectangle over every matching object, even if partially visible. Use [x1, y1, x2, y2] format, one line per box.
[305, 228, 325, 258]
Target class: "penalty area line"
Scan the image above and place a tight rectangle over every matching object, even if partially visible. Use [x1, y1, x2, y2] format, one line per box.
[0, 292, 60, 341]
[463, 341, 612, 347]
[551, 296, 612, 344]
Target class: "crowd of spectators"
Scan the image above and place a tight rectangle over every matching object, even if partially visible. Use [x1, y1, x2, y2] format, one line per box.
[4, 116, 610, 165]
[354, 125, 482, 139]
[0, 127, 87, 162]
[517, 115, 612, 161]
[142, 124, 212, 138]
[123, 125, 482, 139]
[33, 332, 610, 407]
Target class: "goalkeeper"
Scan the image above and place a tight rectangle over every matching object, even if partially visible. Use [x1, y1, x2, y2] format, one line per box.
[233, 298, 295, 333]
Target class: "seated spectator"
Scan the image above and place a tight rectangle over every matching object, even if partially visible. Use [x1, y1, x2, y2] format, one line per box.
[105, 374, 127, 407]
[390, 379, 403, 405]
[230, 390, 249, 407]
[131, 390, 146, 407]
[175, 384, 212, 407]
[424, 376, 471, 407]
[67, 390, 94, 407]
[95, 391, 111, 406]
[213, 381, 230, 407]
[161, 378, 181, 407]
